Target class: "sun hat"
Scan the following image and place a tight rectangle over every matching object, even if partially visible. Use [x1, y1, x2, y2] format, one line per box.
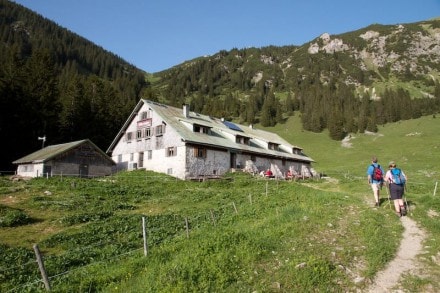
[389, 161, 396, 167]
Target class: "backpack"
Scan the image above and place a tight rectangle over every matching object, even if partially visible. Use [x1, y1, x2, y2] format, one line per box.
[371, 164, 383, 181]
[391, 168, 406, 185]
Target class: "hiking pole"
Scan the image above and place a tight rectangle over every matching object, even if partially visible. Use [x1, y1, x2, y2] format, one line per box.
[404, 183, 410, 214]
[385, 183, 392, 210]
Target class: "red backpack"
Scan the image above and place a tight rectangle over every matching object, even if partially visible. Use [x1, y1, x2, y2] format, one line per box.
[371, 164, 383, 181]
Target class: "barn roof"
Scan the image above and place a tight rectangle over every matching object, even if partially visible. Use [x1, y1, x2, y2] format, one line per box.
[13, 139, 115, 165]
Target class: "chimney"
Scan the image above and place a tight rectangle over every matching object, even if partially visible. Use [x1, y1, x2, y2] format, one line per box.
[183, 104, 189, 118]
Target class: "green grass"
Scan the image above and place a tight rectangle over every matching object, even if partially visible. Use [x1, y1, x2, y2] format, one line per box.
[1, 114, 439, 292]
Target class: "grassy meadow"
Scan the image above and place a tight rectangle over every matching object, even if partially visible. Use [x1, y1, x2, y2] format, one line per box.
[0, 114, 439, 292]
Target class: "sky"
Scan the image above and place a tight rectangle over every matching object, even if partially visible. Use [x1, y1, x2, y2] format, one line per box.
[12, 0, 440, 73]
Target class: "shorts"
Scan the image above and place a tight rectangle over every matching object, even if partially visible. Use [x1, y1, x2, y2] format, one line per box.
[389, 183, 404, 200]
[370, 183, 381, 192]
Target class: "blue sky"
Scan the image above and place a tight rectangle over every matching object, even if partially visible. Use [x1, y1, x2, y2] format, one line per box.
[12, 0, 440, 73]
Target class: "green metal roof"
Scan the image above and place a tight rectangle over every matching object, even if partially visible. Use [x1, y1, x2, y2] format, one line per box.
[107, 100, 313, 162]
[13, 139, 115, 165]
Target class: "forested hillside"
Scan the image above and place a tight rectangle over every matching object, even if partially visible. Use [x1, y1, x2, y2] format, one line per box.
[1, 0, 439, 171]
[0, 0, 148, 170]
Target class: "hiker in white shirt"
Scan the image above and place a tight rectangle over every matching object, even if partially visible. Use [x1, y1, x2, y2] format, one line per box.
[384, 161, 408, 217]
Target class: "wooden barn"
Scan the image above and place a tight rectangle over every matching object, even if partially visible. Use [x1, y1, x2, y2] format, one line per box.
[13, 139, 115, 178]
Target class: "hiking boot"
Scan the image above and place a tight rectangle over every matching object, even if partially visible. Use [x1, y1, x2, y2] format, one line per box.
[400, 206, 406, 216]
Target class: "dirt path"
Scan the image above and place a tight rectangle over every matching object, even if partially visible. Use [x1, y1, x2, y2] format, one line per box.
[367, 215, 426, 292]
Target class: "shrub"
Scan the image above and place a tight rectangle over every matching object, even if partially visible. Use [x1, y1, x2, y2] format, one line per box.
[0, 205, 32, 227]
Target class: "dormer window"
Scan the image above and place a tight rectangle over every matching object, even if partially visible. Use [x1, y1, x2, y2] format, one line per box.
[193, 124, 210, 134]
[292, 147, 302, 155]
[235, 135, 250, 145]
[268, 142, 279, 151]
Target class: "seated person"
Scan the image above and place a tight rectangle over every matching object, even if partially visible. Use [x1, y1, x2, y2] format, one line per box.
[286, 170, 293, 179]
[264, 169, 274, 178]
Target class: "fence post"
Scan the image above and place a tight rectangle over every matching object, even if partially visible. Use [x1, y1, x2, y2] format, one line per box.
[434, 181, 438, 196]
[249, 193, 252, 205]
[33, 244, 51, 291]
[232, 202, 238, 214]
[266, 182, 268, 196]
[142, 217, 148, 256]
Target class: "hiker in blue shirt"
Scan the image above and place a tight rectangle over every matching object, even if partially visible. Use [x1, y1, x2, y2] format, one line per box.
[367, 157, 385, 207]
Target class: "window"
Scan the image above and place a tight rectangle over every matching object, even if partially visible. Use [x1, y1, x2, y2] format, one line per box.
[140, 111, 151, 120]
[167, 168, 173, 175]
[156, 125, 164, 136]
[137, 130, 142, 139]
[130, 153, 134, 161]
[251, 155, 256, 162]
[166, 146, 177, 157]
[144, 127, 151, 138]
[147, 150, 152, 160]
[118, 154, 122, 163]
[126, 132, 133, 142]
[236, 135, 250, 145]
[21, 164, 34, 172]
[194, 147, 206, 158]
[194, 124, 209, 134]
[268, 142, 279, 150]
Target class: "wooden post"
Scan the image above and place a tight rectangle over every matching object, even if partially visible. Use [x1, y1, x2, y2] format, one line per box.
[232, 202, 238, 214]
[185, 217, 189, 238]
[248, 193, 252, 205]
[434, 181, 438, 196]
[142, 217, 148, 256]
[33, 244, 51, 291]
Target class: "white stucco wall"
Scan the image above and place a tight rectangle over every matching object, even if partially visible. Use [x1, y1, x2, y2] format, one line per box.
[16, 163, 43, 178]
[111, 103, 186, 177]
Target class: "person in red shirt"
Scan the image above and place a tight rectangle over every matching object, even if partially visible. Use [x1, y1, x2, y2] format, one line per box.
[265, 169, 274, 178]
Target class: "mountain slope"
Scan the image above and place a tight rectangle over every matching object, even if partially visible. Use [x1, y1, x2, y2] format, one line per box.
[0, 0, 149, 170]
[152, 19, 440, 135]
[155, 19, 440, 99]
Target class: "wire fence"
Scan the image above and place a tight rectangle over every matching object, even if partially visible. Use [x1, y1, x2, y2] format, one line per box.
[1, 171, 438, 291]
